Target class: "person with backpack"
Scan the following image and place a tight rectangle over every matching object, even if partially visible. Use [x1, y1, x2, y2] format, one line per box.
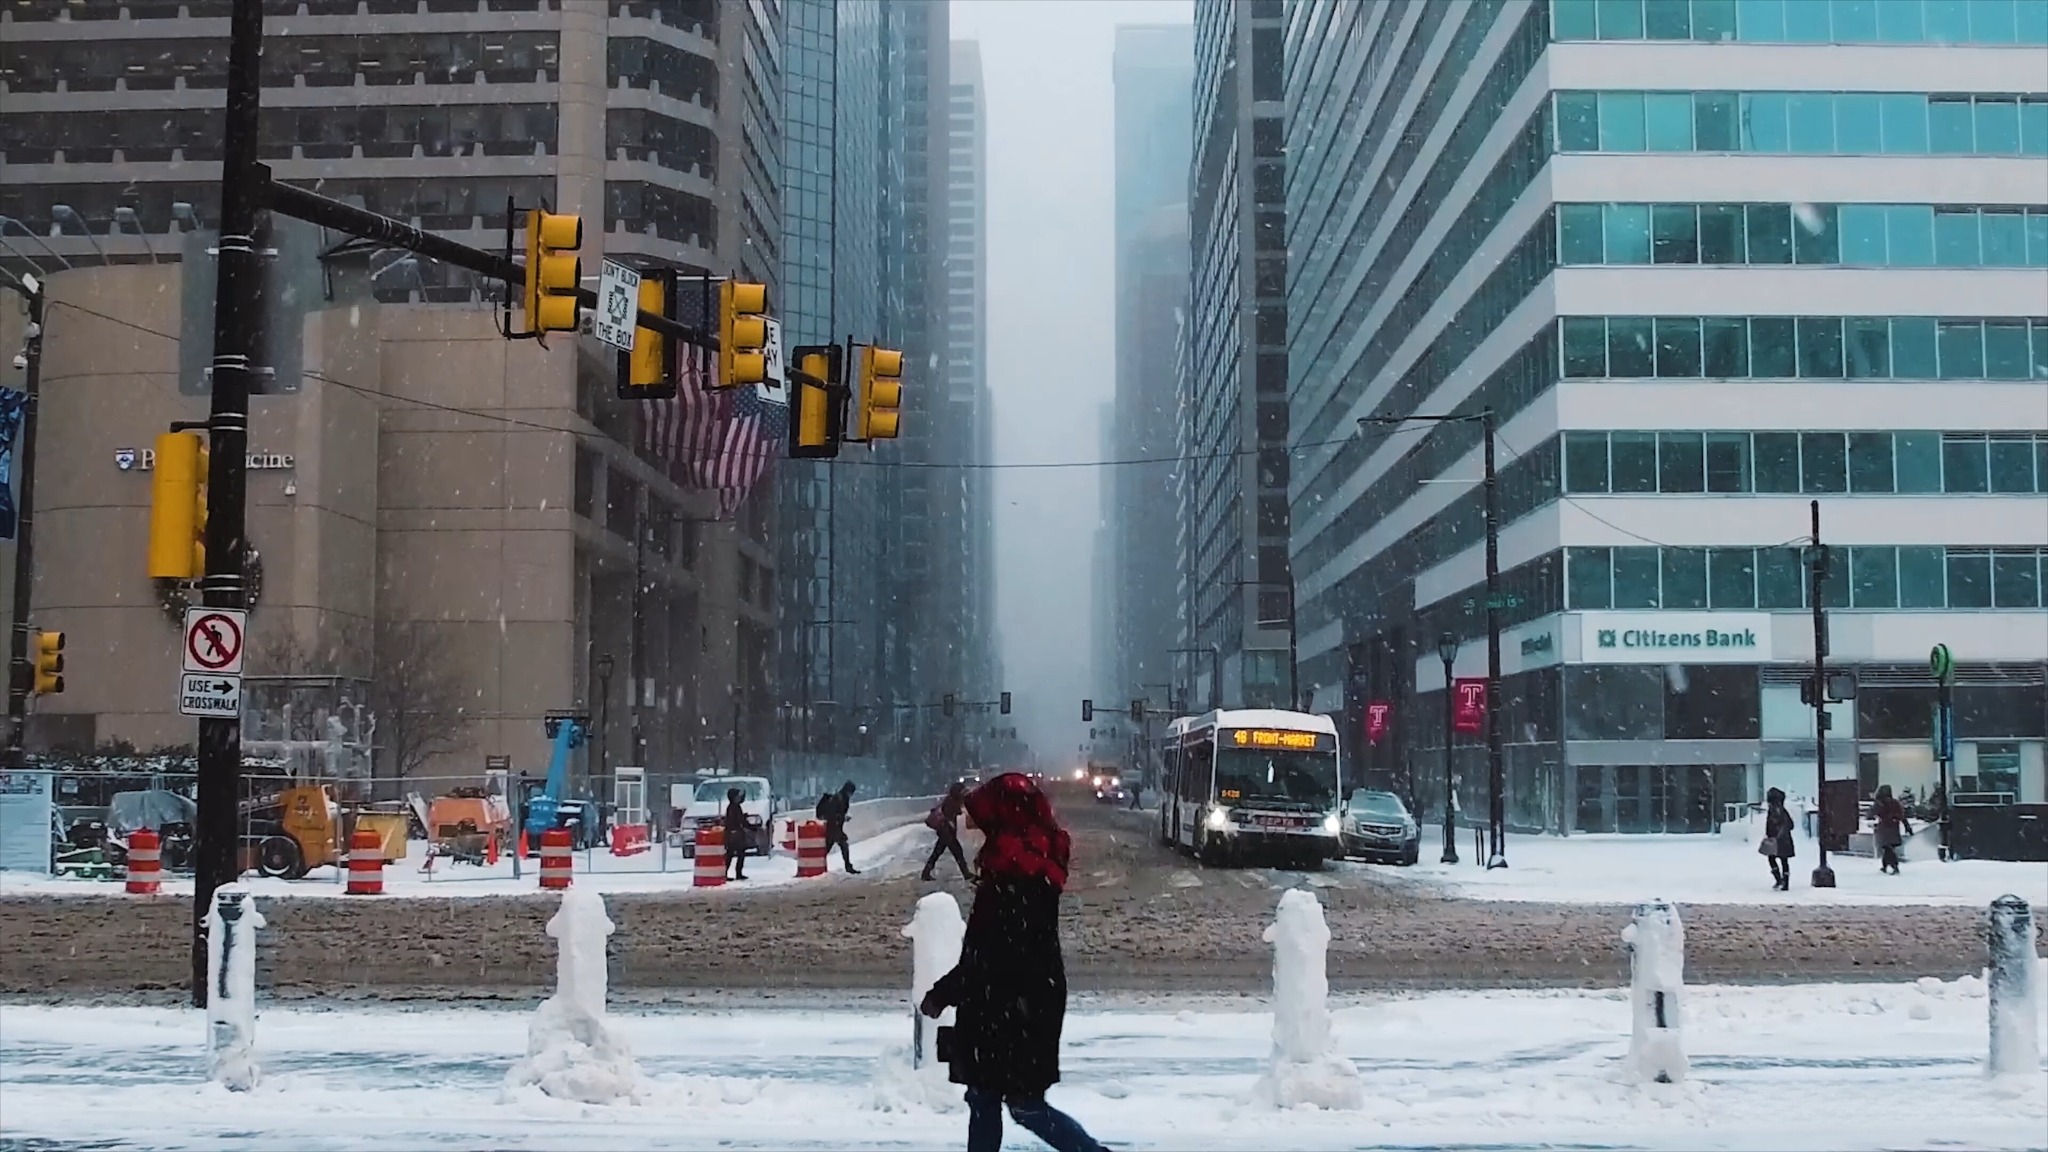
[816, 780, 859, 874]
[921, 780, 975, 883]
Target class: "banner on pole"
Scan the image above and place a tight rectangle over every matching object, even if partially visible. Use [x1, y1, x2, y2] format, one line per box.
[1452, 678, 1487, 735]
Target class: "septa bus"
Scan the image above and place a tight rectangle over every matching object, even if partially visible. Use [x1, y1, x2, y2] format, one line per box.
[1156, 708, 1342, 869]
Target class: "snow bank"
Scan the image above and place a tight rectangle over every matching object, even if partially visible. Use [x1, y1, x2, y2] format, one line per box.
[204, 886, 264, 1092]
[870, 893, 965, 1113]
[1622, 900, 1687, 1085]
[503, 889, 643, 1105]
[1252, 889, 1363, 1110]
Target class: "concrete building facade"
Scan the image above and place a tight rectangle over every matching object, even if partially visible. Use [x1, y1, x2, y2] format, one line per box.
[1284, 0, 2048, 831]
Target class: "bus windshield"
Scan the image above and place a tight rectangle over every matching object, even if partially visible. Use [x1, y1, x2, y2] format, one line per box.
[1215, 747, 1336, 809]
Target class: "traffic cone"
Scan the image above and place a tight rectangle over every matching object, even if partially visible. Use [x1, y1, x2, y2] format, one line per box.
[488, 833, 501, 866]
[517, 828, 529, 859]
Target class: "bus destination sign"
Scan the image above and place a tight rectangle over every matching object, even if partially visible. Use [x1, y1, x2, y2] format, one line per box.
[1227, 728, 1331, 751]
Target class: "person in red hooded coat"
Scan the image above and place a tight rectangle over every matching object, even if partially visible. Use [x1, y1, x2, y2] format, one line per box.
[920, 773, 1106, 1152]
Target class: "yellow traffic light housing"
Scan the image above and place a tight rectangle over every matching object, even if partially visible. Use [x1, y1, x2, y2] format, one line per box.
[521, 206, 583, 341]
[32, 630, 64, 696]
[855, 344, 904, 442]
[617, 267, 678, 400]
[716, 280, 769, 389]
[789, 343, 845, 459]
[147, 431, 207, 580]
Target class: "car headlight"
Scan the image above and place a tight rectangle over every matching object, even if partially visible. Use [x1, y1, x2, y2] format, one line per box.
[1403, 819, 1417, 835]
[1322, 814, 1342, 835]
[1205, 807, 1230, 831]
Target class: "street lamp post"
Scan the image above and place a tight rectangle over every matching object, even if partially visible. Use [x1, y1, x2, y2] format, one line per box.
[1436, 631, 1460, 866]
[594, 652, 614, 800]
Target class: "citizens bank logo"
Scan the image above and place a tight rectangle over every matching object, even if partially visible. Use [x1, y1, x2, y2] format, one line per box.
[1597, 629, 1618, 648]
[114, 448, 138, 471]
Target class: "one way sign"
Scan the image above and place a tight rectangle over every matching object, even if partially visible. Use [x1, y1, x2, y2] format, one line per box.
[179, 672, 242, 718]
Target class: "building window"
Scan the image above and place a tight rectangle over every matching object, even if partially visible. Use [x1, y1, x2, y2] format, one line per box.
[1560, 430, 2046, 496]
[1556, 90, 2048, 156]
[1554, 0, 2048, 45]
[1558, 317, 2048, 381]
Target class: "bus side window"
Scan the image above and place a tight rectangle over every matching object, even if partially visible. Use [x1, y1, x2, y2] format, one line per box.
[1185, 740, 1213, 801]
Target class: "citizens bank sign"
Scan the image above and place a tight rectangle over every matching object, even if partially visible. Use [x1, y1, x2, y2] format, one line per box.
[115, 447, 294, 471]
[1576, 611, 1772, 665]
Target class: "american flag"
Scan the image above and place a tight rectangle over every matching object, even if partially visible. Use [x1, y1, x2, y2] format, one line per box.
[641, 345, 789, 517]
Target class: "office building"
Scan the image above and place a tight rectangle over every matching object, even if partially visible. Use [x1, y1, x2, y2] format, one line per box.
[1181, 0, 1291, 710]
[1106, 25, 1192, 714]
[944, 41, 1001, 711]
[1284, 0, 2048, 832]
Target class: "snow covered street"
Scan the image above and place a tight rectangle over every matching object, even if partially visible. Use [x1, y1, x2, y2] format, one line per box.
[1, 981, 2042, 1151]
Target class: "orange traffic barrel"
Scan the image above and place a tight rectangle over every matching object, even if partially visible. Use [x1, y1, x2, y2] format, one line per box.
[538, 827, 574, 890]
[345, 828, 385, 895]
[796, 820, 827, 878]
[125, 828, 163, 895]
[693, 825, 726, 888]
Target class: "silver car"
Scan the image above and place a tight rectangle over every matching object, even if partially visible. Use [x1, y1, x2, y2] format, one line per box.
[1340, 789, 1420, 865]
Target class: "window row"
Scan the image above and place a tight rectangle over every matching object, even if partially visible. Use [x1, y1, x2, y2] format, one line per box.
[1558, 202, 2048, 268]
[1562, 430, 2048, 495]
[0, 35, 561, 93]
[1552, 0, 2048, 45]
[1566, 545, 2048, 611]
[1554, 90, 2048, 156]
[1558, 316, 2048, 381]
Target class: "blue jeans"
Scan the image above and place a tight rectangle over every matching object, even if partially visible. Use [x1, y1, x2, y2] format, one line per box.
[965, 1087, 1105, 1152]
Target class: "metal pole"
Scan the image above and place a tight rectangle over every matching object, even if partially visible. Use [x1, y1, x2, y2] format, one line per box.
[1483, 409, 1506, 870]
[1439, 646, 1459, 865]
[1809, 500, 1836, 887]
[3, 280, 45, 763]
[1285, 576, 1300, 711]
[193, 0, 265, 1008]
[630, 520, 645, 782]
[1936, 677, 1954, 860]
[595, 665, 610, 796]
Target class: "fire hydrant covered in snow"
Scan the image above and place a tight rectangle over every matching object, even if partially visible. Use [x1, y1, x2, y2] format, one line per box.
[903, 891, 965, 1071]
[503, 888, 643, 1105]
[1987, 893, 2042, 1078]
[205, 886, 265, 1092]
[1252, 889, 1363, 1110]
[1623, 899, 1688, 1085]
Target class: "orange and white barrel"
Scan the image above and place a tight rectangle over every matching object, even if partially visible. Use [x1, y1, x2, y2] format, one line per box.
[796, 820, 827, 878]
[780, 817, 798, 853]
[345, 828, 385, 895]
[693, 825, 726, 888]
[538, 827, 574, 890]
[125, 828, 162, 895]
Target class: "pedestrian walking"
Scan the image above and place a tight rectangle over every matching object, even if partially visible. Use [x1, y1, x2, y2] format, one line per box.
[920, 773, 1106, 1152]
[1759, 787, 1795, 891]
[921, 781, 974, 883]
[1873, 784, 1912, 875]
[723, 786, 749, 880]
[816, 779, 860, 874]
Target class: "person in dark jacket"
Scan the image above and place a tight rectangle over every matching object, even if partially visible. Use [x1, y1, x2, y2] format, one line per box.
[920, 773, 1105, 1152]
[816, 780, 859, 874]
[1759, 787, 1796, 891]
[722, 787, 749, 880]
[1873, 784, 1912, 874]
[921, 781, 974, 883]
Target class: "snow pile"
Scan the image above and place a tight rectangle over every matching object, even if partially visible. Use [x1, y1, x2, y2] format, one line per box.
[1621, 899, 1688, 1085]
[1986, 895, 2043, 1079]
[1251, 889, 1363, 1110]
[503, 889, 643, 1105]
[870, 893, 965, 1113]
[204, 886, 264, 1092]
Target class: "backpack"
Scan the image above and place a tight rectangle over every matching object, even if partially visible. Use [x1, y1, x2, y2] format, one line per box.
[925, 804, 948, 831]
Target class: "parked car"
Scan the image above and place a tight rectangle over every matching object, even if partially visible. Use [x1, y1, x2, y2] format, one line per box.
[1340, 789, 1420, 865]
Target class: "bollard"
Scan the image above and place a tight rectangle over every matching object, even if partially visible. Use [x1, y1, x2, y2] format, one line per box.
[124, 828, 162, 895]
[1623, 899, 1688, 1085]
[796, 819, 828, 878]
[1987, 893, 2041, 1077]
[1252, 889, 1364, 1109]
[204, 886, 265, 1091]
[538, 827, 574, 890]
[902, 892, 966, 1070]
[693, 825, 726, 888]
[345, 828, 385, 895]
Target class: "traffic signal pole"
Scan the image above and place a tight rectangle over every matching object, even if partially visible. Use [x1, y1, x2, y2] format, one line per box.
[2, 275, 43, 763]
[193, 0, 266, 1008]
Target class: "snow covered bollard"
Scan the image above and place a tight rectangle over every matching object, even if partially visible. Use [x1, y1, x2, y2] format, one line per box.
[205, 886, 264, 1092]
[1622, 899, 1687, 1085]
[870, 893, 965, 1112]
[503, 888, 643, 1105]
[1251, 889, 1363, 1110]
[1986, 894, 2042, 1079]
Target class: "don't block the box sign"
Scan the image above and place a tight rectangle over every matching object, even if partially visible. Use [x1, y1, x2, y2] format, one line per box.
[1577, 612, 1773, 665]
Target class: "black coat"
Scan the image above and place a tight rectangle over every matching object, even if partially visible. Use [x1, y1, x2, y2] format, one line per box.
[817, 791, 851, 827]
[929, 875, 1067, 1097]
[722, 799, 748, 840]
[1764, 804, 1796, 858]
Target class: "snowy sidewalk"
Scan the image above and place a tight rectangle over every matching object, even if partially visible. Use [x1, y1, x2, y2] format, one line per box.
[0, 822, 932, 900]
[1351, 824, 2048, 908]
[1, 981, 2042, 1151]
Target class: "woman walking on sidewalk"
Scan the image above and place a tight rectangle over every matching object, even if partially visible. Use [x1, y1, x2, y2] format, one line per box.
[1759, 787, 1795, 891]
[1873, 784, 1913, 875]
[920, 781, 975, 883]
[920, 773, 1106, 1152]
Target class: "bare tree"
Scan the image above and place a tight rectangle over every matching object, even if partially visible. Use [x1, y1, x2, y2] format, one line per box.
[368, 619, 472, 781]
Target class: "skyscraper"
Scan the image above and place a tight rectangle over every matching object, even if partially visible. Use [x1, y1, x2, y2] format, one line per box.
[1285, 0, 2048, 833]
[945, 42, 1001, 711]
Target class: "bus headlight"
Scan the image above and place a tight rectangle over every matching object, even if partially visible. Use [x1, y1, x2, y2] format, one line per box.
[1322, 813, 1342, 835]
[1205, 807, 1230, 831]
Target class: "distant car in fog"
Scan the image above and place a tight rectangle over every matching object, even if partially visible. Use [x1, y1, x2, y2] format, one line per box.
[1093, 774, 1128, 805]
[1340, 789, 1420, 866]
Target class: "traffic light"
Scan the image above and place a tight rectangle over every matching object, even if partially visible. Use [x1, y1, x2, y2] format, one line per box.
[617, 267, 677, 399]
[789, 343, 845, 459]
[943, 693, 956, 718]
[1000, 691, 1012, 716]
[521, 206, 583, 341]
[853, 344, 904, 441]
[147, 430, 207, 580]
[1081, 699, 1094, 722]
[1131, 699, 1145, 723]
[716, 280, 770, 389]
[32, 630, 63, 696]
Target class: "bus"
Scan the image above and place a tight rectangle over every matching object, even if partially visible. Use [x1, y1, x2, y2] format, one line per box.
[1156, 709, 1343, 869]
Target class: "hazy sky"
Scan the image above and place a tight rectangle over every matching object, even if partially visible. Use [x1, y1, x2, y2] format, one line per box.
[948, 0, 1192, 763]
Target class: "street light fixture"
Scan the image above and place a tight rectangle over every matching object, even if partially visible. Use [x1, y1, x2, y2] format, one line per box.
[1436, 631, 1460, 866]
[112, 206, 158, 264]
[0, 216, 72, 272]
[50, 206, 108, 265]
[594, 652, 615, 795]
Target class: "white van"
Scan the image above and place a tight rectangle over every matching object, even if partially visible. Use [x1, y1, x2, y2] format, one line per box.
[676, 776, 774, 857]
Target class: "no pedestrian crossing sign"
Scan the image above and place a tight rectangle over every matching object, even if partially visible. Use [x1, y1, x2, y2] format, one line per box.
[594, 260, 641, 352]
[182, 607, 246, 676]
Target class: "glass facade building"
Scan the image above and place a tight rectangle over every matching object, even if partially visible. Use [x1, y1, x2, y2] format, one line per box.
[1283, 0, 2048, 832]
